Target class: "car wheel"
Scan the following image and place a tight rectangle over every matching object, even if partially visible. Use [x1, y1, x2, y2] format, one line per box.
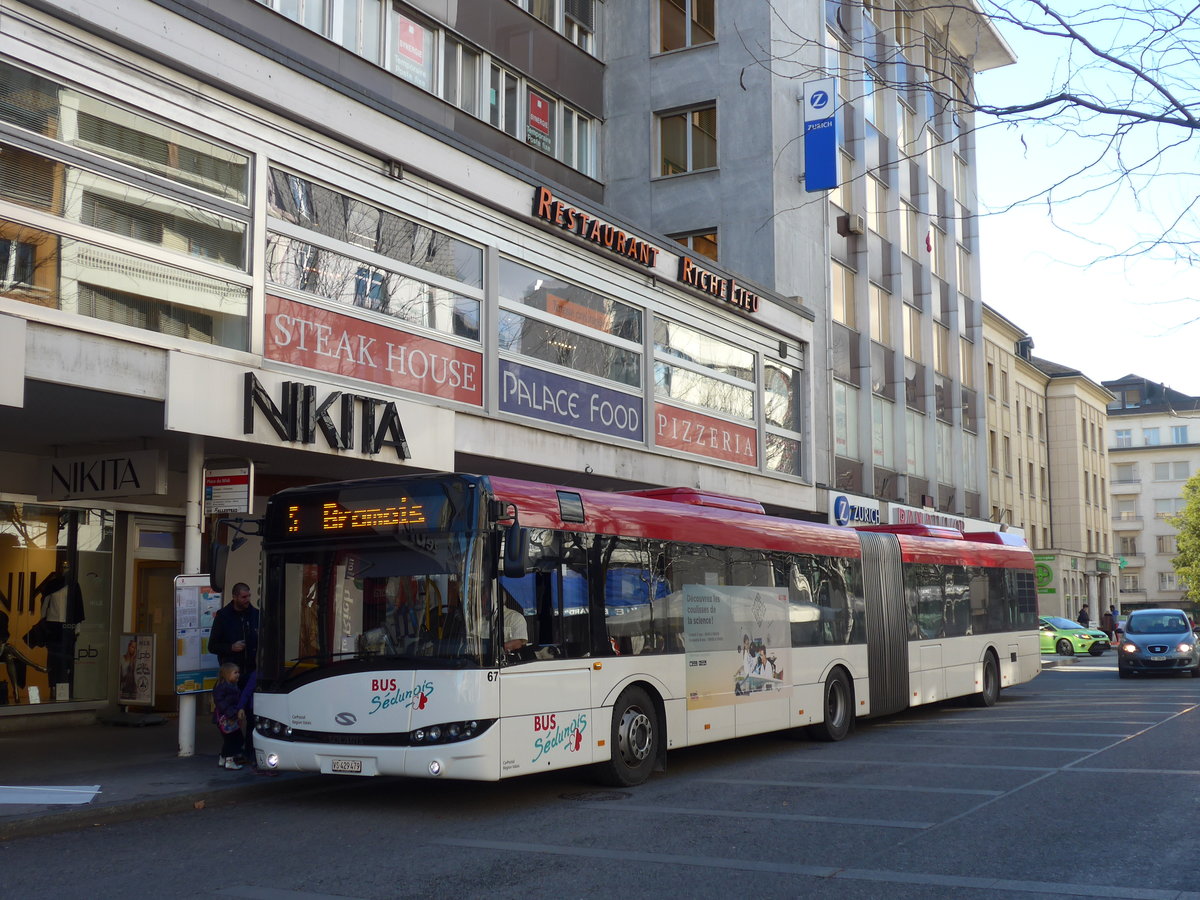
[1056, 638, 1074, 657]
[1118, 666, 1131, 679]
[969, 653, 1000, 708]
[1088, 644, 1106, 656]
[807, 669, 853, 742]
[1191, 664, 1200, 679]
[595, 686, 659, 787]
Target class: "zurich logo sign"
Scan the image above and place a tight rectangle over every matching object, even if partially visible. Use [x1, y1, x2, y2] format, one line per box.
[810, 90, 830, 111]
[833, 495, 880, 527]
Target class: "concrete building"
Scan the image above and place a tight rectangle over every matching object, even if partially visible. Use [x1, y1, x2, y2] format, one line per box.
[982, 305, 1116, 619]
[602, 0, 1013, 529]
[1104, 375, 1200, 618]
[0, 0, 820, 718]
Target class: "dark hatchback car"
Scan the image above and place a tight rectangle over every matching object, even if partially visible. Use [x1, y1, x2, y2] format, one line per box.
[1118, 609, 1200, 678]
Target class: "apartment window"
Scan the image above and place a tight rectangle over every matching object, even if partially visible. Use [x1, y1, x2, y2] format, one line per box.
[986, 361, 994, 397]
[1081, 416, 1088, 447]
[268, 0, 329, 32]
[903, 303, 921, 361]
[341, 0, 383, 64]
[489, 64, 521, 137]
[1116, 498, 1137, 520]
[869, 284, 891, 344]
[1155, 498, 1185, 519]
[1158, 535, 1178, 554]
[560, 105, 593, 173]
[988, 430, 997, 472]
[1113, 462, 1136, 484]
[0, 239, 35, 288]
[1002, 436, 1012, 475]
[1028, 461, 1035, 497]
[1173, 424, 1189, 444]
[831, 261, 855, 327]
[671, 230, 718, 262]
[933, 323, 950, 376]
[660, 0, 715, 51]
[1160, 572, 1179, 592]
[1114, 428, 1132, 448]
[442, 37, 479, 114]
[865, 176, 887, 237]
[1038, 410, 1045, 440]
[1143, 427, 1161, 446]
[899, 201, 920, 257]
[1153, 461, 1189, 481]
[658, 105, 717, 175]
[565, 0, 595, 51]
[1119, 536, 1137, 556]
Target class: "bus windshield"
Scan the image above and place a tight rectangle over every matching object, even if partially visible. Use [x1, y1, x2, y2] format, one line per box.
[259, 531, 492, 687]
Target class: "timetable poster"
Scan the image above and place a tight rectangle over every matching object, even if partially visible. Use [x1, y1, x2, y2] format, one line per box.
[683, 584, 790, 710]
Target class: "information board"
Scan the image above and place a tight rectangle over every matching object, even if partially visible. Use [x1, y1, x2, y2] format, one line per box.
[174, 574, 222, 694]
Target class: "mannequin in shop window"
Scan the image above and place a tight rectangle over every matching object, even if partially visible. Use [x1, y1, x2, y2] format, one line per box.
[22, 565, 84, 701]
[0, 581, 47, 705]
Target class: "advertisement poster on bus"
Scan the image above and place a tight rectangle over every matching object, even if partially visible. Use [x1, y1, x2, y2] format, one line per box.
[683, 584, 790, 709]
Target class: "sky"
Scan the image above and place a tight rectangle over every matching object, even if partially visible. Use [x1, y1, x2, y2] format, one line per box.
[972, 9, 1200, 396]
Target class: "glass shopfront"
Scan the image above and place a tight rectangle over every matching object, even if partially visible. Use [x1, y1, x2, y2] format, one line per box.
[0, 503, 114, 707]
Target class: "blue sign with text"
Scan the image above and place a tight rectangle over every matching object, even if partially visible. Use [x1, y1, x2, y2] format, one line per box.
[499, 360, 643, 441]
[804, 78, 839, 192]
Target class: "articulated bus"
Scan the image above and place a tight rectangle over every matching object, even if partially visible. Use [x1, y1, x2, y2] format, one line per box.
[246, 473, 1039, 786]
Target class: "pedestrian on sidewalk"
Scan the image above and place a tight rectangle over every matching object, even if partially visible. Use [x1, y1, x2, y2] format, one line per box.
[1101, 607, 1115, 641]
[1077, 604, 1090, 628]
[209, 582, 259, 692]
[213, 661, 246, 770]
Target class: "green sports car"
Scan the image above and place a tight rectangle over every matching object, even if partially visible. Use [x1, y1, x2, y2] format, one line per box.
[1039, 616, 1111, 656]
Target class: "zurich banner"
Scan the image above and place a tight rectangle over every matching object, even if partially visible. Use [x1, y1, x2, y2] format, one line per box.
[803, 77, 839, 192]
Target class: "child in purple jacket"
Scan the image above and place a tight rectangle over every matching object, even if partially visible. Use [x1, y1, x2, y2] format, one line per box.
[213, 661, 245, 770]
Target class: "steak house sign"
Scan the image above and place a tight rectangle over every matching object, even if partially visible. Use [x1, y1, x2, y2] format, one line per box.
[532, 186, 761, 316]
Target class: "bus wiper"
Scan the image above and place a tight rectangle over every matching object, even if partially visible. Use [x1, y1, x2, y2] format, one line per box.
[283, 652, 360, 680]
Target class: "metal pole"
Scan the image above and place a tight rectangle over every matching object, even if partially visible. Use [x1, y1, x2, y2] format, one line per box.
[178, 434, 204, 757]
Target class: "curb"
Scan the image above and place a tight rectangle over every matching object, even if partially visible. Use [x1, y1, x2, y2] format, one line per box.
[0, 773, 329, 842]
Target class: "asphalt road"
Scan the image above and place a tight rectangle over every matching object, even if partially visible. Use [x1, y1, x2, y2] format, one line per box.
[5, 652, 1200, 900]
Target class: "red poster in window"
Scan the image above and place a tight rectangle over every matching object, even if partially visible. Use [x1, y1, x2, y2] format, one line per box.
[395, 15, 425, 64]
[528, 91, 550, 135]
[654, 402, 757, 465]
[265, 294, 482, 406]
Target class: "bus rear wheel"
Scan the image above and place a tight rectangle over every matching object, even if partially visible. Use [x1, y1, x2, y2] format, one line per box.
[969, 653, 999, 708]
[596, 687, 659, 787]
[808, 669, 852, 742]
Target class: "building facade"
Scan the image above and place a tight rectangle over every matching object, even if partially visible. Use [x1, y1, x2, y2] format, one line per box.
[0, 0, 819, 718]
[601, 0, 1013, 524]
[982, 305, 1116, 619]
[1105, 375, 1200, 617]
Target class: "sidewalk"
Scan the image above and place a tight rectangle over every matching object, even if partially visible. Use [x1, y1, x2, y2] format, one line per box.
[0, 709, 320, 841]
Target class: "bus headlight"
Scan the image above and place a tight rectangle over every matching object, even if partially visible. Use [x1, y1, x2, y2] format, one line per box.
[408, 719, 494, 745]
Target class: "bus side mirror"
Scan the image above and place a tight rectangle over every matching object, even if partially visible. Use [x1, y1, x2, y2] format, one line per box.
[210, 542, 229, 594]
[503, 522, 528, 578]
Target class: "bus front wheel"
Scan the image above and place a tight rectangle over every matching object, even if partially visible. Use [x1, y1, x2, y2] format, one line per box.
[808, 669, 852, 742]
[596, 687, 659, 787]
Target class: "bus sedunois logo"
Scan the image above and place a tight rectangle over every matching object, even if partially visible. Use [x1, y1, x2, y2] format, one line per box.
[833, 495, 881, 527]
[334, 712, 357, 726]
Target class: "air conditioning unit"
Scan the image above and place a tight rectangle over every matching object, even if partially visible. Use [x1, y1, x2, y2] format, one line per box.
[836, 213, 866, 237]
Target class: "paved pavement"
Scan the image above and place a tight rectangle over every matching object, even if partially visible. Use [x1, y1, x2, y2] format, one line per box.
[0, 707, 321, 841]
[1, 653, 1081, 841]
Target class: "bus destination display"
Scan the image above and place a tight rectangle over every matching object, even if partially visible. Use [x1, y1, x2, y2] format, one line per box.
[286, 499, 427, 536]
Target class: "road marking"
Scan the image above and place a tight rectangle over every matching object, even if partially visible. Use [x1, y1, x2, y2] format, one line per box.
[437, 839, 1200, 899]
[579, 802, 931, 829]
[702, 777, 1003, 796]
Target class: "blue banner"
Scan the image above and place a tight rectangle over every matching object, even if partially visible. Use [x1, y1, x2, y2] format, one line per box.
[500, 360, 643, 441]
[803, 78, 839, 192]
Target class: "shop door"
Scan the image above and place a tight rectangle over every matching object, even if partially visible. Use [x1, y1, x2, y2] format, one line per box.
[134, 560, 181, 711]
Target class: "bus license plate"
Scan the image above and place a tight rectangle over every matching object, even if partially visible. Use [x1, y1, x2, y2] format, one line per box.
[331, 758, 363, 774]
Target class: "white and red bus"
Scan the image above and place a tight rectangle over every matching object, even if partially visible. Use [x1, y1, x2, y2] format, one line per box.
[246, 473, 1039, 785]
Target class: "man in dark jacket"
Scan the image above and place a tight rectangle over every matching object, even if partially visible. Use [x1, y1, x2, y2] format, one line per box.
[209, 582, 259, 690]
